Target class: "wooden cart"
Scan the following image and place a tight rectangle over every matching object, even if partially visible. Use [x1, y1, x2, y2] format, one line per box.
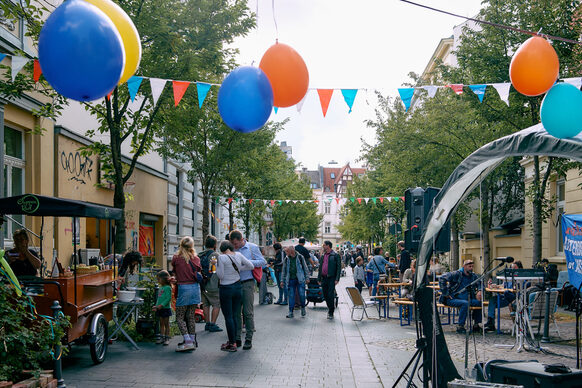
[0, 194, 123, 364]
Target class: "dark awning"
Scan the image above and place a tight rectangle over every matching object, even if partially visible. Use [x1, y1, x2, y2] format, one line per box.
[0, 194, 122, 220]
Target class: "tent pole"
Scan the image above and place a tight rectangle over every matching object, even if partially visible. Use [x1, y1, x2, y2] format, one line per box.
[73, 217, 77, 306]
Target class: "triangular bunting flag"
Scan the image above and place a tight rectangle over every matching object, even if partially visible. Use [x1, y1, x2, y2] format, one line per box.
[372, 197, 377, 204]
[127, 76, 143, 102]
[469, 84, 487, 103]
[278, 200, 283, 205]
[150, 78, 167, 106]
[11, 56, 29, 81]
[270, 200, 275, 206]
[314, 200, 319, 203]
[400, 196, 405, 201]
[397, 88, 415, 111]
[274, 107, 279, 114]
[341, 89, 358, 113]
[335, 198, 340, 204]
[491, 83, 510, 106]
[106, 90, 113, 101]
[296, 92, 308, 113]
[379, 197, 384, 204]
[227, 198, 233, 204]
[172, 81, 190, 106]
[563, 77, 582, 90]
[446, 84, 464, 95]
[350, 197, 355, 203]
[196, 82, 211, 108]
[364, 198, 369, 204]
[33, 59, 41, 82]
[234, 198, 239, 203]
[387, 197, 392, 202]
[215, 197, 220, 203]
[317, 89, 334, 117]
[300, 200, 305, 204]
[422, 85, 438, 98]
[249, 199, 254, 205]
[357, 198, 362, 204]
[0, 54, 6, 63]
[263, 200, 269, 205]
[286, 200, 291, 203]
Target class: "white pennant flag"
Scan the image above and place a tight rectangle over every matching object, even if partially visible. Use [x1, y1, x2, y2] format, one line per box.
[422, 85, 438, 98]
[11, 56, 29, 81]
[149, 78, 167, 106]
[292, 200, 298, 204]
[285, 200, 291, 203]
[563, 77, 582, 90]
[299, 200, 304, 204]
[263, 200, 269, 205]
[491, 83, 510, 106]
[364, 198, 369, 204]
[296, 91, 308, 113]
[387, 197, 392, 202]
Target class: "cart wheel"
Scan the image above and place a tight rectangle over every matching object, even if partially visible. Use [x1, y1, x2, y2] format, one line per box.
[195, 314, 203, 323]
[90, 314, 108, 364]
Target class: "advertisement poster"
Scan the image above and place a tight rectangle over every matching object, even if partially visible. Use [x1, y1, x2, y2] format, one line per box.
[139, 224, 154, 257]
[561, 214, 582, 289]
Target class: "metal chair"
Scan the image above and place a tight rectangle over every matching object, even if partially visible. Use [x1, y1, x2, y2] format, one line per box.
[346, 286, 377, 321]
[528, 290, 560, 337]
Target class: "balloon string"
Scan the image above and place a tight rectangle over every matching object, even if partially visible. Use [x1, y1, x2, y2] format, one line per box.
[272, 0, 279, 42]
[400, 0, 582, 45]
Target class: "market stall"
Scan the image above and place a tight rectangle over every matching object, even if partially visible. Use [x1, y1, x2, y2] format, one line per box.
[0, 194, 123, 363]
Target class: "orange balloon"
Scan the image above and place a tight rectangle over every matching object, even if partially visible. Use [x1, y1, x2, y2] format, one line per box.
[259, 42, 309, 107]
[509, 36, 559, 97]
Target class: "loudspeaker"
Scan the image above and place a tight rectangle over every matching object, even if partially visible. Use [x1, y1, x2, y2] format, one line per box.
[404, 187, 450, 254]
[490, 361, 582, 387]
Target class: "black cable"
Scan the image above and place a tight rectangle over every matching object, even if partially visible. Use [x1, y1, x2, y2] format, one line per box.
[399, 0, 582, 45]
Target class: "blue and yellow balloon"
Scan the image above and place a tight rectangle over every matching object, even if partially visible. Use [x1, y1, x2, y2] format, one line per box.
[541, 83, 582, 139]
[218, 66, 274, 133]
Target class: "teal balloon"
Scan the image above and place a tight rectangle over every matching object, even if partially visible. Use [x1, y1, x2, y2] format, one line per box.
[541, 83, 582, 139]
[218, 66, 273, 133]
[38, 0, 124, 101]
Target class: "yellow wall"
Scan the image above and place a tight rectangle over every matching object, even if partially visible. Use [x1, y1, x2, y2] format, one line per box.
[460, 232, 523, 273]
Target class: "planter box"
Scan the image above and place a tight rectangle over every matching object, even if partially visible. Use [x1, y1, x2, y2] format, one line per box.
[3, 371, 57, 388]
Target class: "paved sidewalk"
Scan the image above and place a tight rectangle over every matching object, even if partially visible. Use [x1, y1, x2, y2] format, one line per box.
[61, 269, 579, 387]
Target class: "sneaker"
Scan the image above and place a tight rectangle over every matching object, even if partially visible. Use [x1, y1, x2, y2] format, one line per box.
[204, 322, 211, 331]
[224, 343, 237, 352]
[327, 313, 334, 320]
[155, 336, 165, 344]
[456, 325, 466, 334]
[220, 342, 230, 350]
[274, 300, 281, 305]
[286, 312, 294, 318]
[281, 301, 288, 305]
[236, 340, 242, 347]
[472, 324, 482, 333]
[301, 307, 306, 317]
[182, 342, 195, 351]
[243, 340, 252, 350]
[163, 337, 170, 346]
[209, 324, 223, 332]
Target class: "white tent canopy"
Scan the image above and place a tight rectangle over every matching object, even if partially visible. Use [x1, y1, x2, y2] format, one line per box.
[278, 238, 321, 251]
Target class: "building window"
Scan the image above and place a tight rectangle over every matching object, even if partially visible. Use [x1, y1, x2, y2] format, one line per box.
[330, 173, 335, 179]
[4, 127, 24, 240]
[310, 183, 317, 189]
[324, 222, 331, 234]
[324, 201, 330, 214]
[556, 180, 565, 254]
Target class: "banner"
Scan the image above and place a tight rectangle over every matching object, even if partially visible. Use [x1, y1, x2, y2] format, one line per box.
[139, 224, 155, 257]
[561, 214, 582, 289]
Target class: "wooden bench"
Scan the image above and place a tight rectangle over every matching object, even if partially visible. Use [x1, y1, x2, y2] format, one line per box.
[393, 299, 488, 326]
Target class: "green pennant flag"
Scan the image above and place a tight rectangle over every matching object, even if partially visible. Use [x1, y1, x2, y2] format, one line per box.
[215, 197, 220, 203]
[235, 198, 239, 203]
[350, 197, 355, 203]
[278, 200, 283, 205]
[372, 197, 377, 204]
[394, 197, 400, 202]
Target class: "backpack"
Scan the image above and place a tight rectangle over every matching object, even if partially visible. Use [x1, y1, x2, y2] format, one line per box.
[198, 249, 215, 284]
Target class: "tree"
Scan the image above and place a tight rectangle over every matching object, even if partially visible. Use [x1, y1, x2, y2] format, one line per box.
[79, 0, 255, 251]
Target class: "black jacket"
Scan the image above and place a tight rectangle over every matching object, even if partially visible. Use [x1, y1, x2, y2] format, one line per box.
[318, 250, 341, 282]
[439, 269, 481, 304]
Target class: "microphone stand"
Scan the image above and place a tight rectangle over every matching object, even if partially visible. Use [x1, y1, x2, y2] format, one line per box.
[459, 260, 507, 374]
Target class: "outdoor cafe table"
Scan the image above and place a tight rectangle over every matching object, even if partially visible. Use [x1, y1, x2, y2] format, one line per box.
[377, 282, 404, 319]
[486, 287, 514, 334]
[109, 299, 144, 350]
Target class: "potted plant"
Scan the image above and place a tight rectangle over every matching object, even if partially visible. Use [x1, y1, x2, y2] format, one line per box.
[135, 269, 159, 337]
[0, 282, 69, 385]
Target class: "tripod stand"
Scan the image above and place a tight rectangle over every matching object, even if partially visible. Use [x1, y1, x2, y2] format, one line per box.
[392, 336, 429, 388]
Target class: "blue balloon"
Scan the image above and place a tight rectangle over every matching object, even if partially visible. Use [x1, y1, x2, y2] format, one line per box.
[541, 83, 582, 139]
[38, 0, 125, 102]
[218, 66, 273, 133]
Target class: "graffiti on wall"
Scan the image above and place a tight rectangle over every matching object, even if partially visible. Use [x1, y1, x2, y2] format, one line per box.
[60, 151, 94, 184]
[125, 209, 136, 230]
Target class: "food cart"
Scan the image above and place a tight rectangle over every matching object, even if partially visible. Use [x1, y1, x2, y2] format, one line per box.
[0, 194, 123, 364]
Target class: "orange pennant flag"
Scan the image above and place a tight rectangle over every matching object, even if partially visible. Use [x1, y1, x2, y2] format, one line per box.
[357, 198, 362, 204]
[270, 200, 275, 206]
[335, 198, 340, 204]
[172, 81, 190, 106]
[317, 89, 334, 117]
[227, 198, 233, 204]
[249, 199, 254, 205]
[33, 59, 42, 82]
[379, 197, 384, 204]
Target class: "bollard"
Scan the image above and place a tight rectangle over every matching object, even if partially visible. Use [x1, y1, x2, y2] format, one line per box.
[51, 301, 66, 388]
[541, 287, 551, 343]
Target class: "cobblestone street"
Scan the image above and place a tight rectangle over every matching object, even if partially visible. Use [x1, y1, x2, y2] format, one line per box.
[62, 270, 580, 387]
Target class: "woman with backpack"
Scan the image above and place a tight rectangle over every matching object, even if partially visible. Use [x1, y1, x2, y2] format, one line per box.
[216, 240, 254, 352]
[171, 236, 202, 352]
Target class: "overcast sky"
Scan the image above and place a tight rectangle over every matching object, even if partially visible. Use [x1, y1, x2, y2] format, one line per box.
[232, 0, 483, 170]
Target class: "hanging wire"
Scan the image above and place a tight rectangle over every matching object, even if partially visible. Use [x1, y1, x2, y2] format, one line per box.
[272, 0, 279, 42]
[400, 0, 582, 45]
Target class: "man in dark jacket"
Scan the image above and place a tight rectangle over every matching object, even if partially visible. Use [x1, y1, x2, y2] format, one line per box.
[272, 243, 287, 305]
[439, 259, 483, 334]
[397, 240, 410, 282]
[318, 240, 341, 319]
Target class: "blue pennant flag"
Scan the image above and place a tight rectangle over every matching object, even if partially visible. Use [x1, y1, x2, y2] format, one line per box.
[0, 54, 6, 63]
[196, 82, 211, 108]
[397, 88, 415, 111]
[127, 76, 143, 102]
[469, 84, 487, 103]
[562, 214, 582, 289]
[341, 89, 358, 113]
[274, 107, 279, 114]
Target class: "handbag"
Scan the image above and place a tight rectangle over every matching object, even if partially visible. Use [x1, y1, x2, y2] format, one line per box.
[250, 246, 263, 283]
[188, 259, 204, 285]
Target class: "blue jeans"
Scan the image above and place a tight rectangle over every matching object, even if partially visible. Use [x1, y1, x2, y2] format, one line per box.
[219, 282, 242, 344]
[371, 274, 381, 296]
[275, 270, 287, 302]
[488, 291, 515, 319]
[447, 297, 482, 326]
[287, 278, 306, 313]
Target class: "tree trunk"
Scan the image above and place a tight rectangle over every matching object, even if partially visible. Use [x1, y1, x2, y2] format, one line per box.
[202, 189, 210, 243]
[451, 217, 459, 270]
[532, 156, 543, 264]
[228, 200, 233, 233]
[243, 204, 250, 238]
[110, 120, 126, 253]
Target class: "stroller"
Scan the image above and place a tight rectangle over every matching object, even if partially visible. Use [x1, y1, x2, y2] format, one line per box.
[306, 276, 339, 307]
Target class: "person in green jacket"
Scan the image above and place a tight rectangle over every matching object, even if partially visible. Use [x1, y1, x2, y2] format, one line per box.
[153, 270, 173, 345]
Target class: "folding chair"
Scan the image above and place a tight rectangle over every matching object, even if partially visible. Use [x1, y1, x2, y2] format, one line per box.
[346, 286, 377, 321]
[528, 290, 560, 337]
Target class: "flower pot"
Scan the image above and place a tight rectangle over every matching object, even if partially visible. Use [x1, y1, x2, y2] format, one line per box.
[136, 318, 155, 336]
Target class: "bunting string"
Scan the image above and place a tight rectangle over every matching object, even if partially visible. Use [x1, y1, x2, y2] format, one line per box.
[211, 195, 405, 206]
